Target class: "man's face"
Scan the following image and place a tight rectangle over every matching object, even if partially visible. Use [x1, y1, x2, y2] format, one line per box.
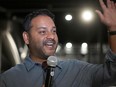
[24, 15, 58, 59]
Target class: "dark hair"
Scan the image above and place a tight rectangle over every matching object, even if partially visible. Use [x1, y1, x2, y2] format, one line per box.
[23, 9, 55, 31]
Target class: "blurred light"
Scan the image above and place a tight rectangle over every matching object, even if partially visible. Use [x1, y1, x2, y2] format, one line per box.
[21, 52, 27, 59]
[6, 32, 21, 64]
[81, 10, 93, 22]
[81, 42, 88, 55]
[19, 45, 28, 59]
[65, 42, 73, 54]
[66, 42, 72, 49]
[65, 14, 72, 21]
[56, 44, 61, 53]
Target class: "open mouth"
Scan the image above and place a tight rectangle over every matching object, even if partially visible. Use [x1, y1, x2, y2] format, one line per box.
[44, 40, 56, 49]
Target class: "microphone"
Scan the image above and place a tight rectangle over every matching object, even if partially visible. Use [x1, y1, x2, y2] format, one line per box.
[45, 56, 57, 87]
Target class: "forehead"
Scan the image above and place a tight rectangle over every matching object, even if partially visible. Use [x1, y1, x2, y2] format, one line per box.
[31, 15, 55, 25]
[30, 15, 56, 31]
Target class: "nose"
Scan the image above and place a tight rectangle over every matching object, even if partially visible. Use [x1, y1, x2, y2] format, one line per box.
[46, 32, 55, 39]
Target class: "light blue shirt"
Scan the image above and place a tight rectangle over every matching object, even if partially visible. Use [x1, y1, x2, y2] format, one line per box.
[1, 50, 116, 87]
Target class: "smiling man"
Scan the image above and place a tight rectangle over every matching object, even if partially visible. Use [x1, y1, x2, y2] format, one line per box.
[1, 0, 116, 87]
[23, 15, 58, 64]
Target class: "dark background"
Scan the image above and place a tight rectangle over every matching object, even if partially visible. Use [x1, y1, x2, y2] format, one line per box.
[0, 0, 114, 44]
[0, 0, 116, 76]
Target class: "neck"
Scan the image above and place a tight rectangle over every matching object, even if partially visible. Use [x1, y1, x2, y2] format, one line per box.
[30, 55, 47, 64]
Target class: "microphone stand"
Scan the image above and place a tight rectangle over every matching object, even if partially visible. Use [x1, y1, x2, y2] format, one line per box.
[45, 66, 55, 87]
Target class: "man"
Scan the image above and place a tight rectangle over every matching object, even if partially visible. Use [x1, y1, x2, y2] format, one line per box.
[1, 0, 116, 87]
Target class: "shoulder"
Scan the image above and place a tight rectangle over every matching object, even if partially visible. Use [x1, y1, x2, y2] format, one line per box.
[2, 57, 33, 76]
[59, 59, 89, 64]
[58, 59, 89, 68]
[2, 63, 25, 77]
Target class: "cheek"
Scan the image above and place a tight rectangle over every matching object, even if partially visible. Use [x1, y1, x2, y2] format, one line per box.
[36, 37, 44, 46]
[29, 38, 43, 50]
[55, 35, 59, 42]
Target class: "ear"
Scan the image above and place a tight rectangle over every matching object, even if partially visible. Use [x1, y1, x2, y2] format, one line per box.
[22, 31, 29, 45]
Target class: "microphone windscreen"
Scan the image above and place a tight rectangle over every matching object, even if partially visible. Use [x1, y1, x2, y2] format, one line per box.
[47, 56, 57, 67]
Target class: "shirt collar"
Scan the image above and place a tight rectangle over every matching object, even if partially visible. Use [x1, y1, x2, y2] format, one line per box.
[57, 59, 63, 69]
[24, 57, 40, 71]
[24, 56, 62, 72]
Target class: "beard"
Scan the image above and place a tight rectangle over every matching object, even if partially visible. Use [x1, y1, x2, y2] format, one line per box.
[29, 38, 58, 60]
[35, 44, 57, 60]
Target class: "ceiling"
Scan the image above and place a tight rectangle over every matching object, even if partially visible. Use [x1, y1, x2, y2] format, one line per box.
[0, 0, 114, 44]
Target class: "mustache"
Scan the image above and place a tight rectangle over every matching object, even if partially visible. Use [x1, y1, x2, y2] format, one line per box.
[43, 39, 56, 45]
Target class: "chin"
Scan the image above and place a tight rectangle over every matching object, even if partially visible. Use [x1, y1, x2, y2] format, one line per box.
[46, 50, 55, 54]
[46, 52, 55, 57]
[47, 53, 55, 56]
[43, 49, 56, 57]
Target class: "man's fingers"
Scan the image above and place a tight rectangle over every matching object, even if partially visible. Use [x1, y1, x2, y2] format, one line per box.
[99, 0, 107, 11]
[115, 3, 116, 8]
[96, 10, 104, 22]
[107, 0, 112, 8]
[111, 1, 115, 9]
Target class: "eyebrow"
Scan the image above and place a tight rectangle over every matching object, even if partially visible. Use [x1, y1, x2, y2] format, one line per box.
[37, 26, 47, 29]
[37, 26, 56, 30]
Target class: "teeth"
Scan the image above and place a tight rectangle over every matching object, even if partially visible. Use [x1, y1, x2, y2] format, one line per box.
[46, 42, 54, 45]
[44, 40, 55, 47]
